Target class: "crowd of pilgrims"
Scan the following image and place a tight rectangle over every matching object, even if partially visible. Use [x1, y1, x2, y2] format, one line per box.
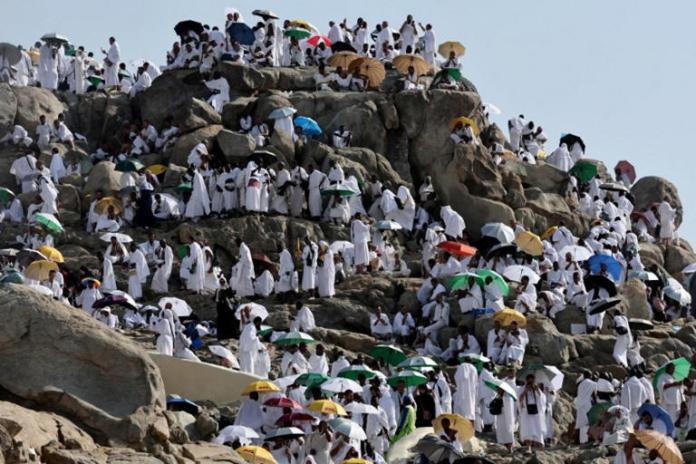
[0, 6, 693, 464]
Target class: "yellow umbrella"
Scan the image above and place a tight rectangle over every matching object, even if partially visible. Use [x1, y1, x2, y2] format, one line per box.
[392, 54, 430, 76]
[541, 226, 558, 241]
[493, 308, 527, 328]
[24, 259, 59, 281]
[448, 116, 480, 135]
[235, 446, 277, 464]
[328, 51, 359, 70]
[432, 414, 474, 442]
[438, 41, 466, 58]
[348, 57, 386, 88]
[95, 196, 123, 215]
[146, 164, 168, 176]
[307, 400, 348, 416]
[634, 430, 684, 464]
[38, 245, 64, 263]
[515, 231, 544, 257]
[288, 19, 317, 32]
[241, 380, 281, 395]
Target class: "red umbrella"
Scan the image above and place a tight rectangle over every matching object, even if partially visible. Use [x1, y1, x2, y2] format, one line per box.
[307, 35, 331, 47]
[614, 160, 636, 184]
[437, 241, 477, 257]
[276, 412, 316, 426]
[253, 252, 277, 276]
[264, 397, 303, 410]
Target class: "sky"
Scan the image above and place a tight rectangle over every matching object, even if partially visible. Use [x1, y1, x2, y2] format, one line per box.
[4, 0, 696, 240]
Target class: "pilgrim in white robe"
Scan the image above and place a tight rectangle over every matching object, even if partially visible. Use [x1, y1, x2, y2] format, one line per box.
[453, 363, 478, 421]
[101, 256, 117, 291]
[316, 247, 335, 298]
[151, 245, 174, 293]
[518, 388, 547, 445]
[301, 242, 319, 291]
[547, 143, 573, 172]
[308, 170, 327, 218]
[38, 44, 59, 90]
[187, 241, 206, 293]
[239, 323, 261, 374]
[441, 206, 466, 239]
[275, 248, 297, 293]
[185, 170, 211, 219]
[233, 241, 255, 297]
[351, 219, 371, 267]
[205, 76, 230, 113]
[254, 270, 275, 297]
[155, 309, 176, 356]
[104, 41, 120, 87]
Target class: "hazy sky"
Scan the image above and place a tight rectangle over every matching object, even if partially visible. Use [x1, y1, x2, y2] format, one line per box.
[4, 0, 696, 240]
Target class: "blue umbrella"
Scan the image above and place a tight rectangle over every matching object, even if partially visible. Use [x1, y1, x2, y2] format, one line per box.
[637, 403, 674, 436]
[268, 107, 297, 119]
[226, 22, 255, 46]
[588, 254, 622, 282]
[294, 116, 322, 137]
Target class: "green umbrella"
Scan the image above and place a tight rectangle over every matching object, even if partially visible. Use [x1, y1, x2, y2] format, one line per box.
[0, 187, 15, 203]
[274, 331, 316, 346]
[475, 269, 510, 296]
[296, 372, 329, 387]
[458, 353, 491, 372]
[284, 27, 312, 39]
[320, 185, 355, 197]
[398, 356, 438, 371]
[338, 366, 379, 381]
[483, 378, 517, 401]
[569, 161, 598, 183]
[257, 325, 274, 337]
[369, 344, 407, 366]
[116, 158, 145, 173]
[177, 245, 190, 259]
[0, 270, 25, 284]
[587, 402, 612, 426]
[175, 182, 193, 193]
[436, 67, 462, 82]
[387, 370, 428, 388]
[34, 213, 64, 234]
[653, 357, 691, 390]
[448, 272, 480, 292]
[87, 75, 105, 87]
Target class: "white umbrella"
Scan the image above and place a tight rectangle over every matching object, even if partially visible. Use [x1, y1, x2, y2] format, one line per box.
[273, 374, 301, 390]
[26, 283, 53, 296]
[209, 345, 240, 369]
[682, 263, 696, 274]
[481, 222, 515, 243]
[328, 418, 367, 440]
[158, 297, 192, 317]
[235, 302, 269, 321]
[224, 7, 245, 22]
[103, 289, 139, 308]
[483, 102, 502, 115]
[664, 278, 691, 305]
[375, 220, 402, 231]
[535, 365, 564, 392]
[502, 265, 540, 284]
[559, 245, 593, 262]
[100, 232, 133, 243]
[153, 193, 181, 218]
[214, 425, 259, 445]
[321, 377, 362, 394]
[344, 403, 380, 415]
[329, 241, 354, 254]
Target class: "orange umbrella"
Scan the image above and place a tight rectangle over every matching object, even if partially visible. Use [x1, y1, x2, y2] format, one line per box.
[95, 196, 123, 215]
[328, 51, 359, 70]
[392, 54, 430, 76]
[614, 160, 636, 184]
[432, 414, 474, 442]
[634, 430, 684, 464]
[348, 57, 385, 88]
[437, 241, 477, 257]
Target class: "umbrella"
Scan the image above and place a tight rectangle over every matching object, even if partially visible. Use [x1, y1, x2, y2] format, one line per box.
[331, 42, 357, 53]
[329, 241, 354, 255]
[541, 226, 558, 241]
[328, 51, 359, 69]
[242, 380, 281, 395]
[0, 43, 21, 66]
[17, 249, 47, 267]
[432, 414, 474, 442]
[483, 378, 517, 400]
[214, 425, 260, 445]
[584, 274, 617, 296]
[158, 297, 192, 317]
[174, 20, 204, 38]
[307, 35, 331, 47]
[209, 345, 240, 369]
[681, 263, 696, 274]
[338, 366, 379, 381]
[482, 102, 502, 115]
[288, 19, 318, 32]
[588, 254, 622, 281]
[412, 435, 465, 463]
[392, 54, 430, 76]
[328, 418, 366, 440]
[493, 308, 527, 327]
[387, 370, 428, 388]
[434, 67, 462, 82]
[146, 164, 168, 176]
[587, 402, 611, 426]
[81, 277, 101, 288]
[41, 33, 69, 45]
[653, 358, 691, 391]
[344, 403, 380, 416]
[321, 378, 362, 394]
[438, 41, 466, 58]
[634, 430, 684, 464]
[449, 116, 479, 135]
[637, 404, 675, 437]
[308, 400, 347, 416]
[515, 231, 543, 256]
[530, 365, 564, 392]
[175, 182, 193, 193]
[116, 158, 145, 173]
[87, 75, 105, 88]
[600, 182, 630, 193]
[0, 270, 24, 284]
[268, 107, 297, 120]
[294, 116, 322, 136]
[369, 344, 407, 366]
[295, 372, 329, 387]
[24, 260, 59, 281]
[475, 269, 510, 296]
[559, 133, 586, 153]
[559, 245, 593, 262]
[375, 220, 402, 231]
[95, 196, 123, 215]
[629, 318, 654, 331]
[398, 356, 438, 371]
[227, 22, 255, 46]
[235, 302, 269, 321]
[320, 184, 355, 197]
[99, 232, 133, 243]
[664, 278, 691, 305]
[93, 293, 138, 311]
[264, 396, 303, 410]
[437, 241, 477, 257]
[34, 213, 64, 233]
[252, 9, 279, 19]
[37, 245, 63, 263]
[235, 446, 277, 464]
[0, 187, 15, 203]
[588, 297, 623, 315]
[284, 27, 312, 40]
[247, 150, 278, 165]
[0, 249, 19, 257]
[252, 253, 277, 275]
[448, 272, 480, 292]
[347, 57, 386, 88]
[614, 160, 636, 184]
[481, 223, 515, 244]
[264, 427, 305, 441]
[502, 265, 540, 284]
[568, 161, 598, 183]
[274, 331, 315, 346]
[166, 395, 199, 415]
[486, 244, 519, 261]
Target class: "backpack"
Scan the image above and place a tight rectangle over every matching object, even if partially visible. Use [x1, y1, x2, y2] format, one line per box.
[489, 397, 503, 415]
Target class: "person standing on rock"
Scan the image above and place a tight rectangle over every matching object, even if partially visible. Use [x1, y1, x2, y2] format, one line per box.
[453, 359, 477, 422]
[518, 374, 546, 451]
[151, 239, 173, 294]
[612, 309, 632, 368]
[231, 238, 255, 298]
[301, 236, 319, 295]
[154, 303, 176, 356]
[307, 165, 328, 219]
[239, 315, 263, 374]
[574, 370, 597, 444]
[184, 168, 211, 222]
[101, 37, 120, 88]
[316, 242, 335, 298]
[657, 362, 684, 423]
[658, 197, 678, 246]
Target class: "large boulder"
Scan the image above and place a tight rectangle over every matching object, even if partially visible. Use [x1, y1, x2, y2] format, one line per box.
[221, 96, 256, 131]
[639, 242, 665, 268]
[524, 188, 588, 237]
[325, 100, 388, 156]
[664, 244, 696, 276]
[83, 161, 122, 196]
[216, 129, 256, 162]
[433, 143, 506, 202]
[0, 83, 17, 137]
[500, 159, 568, 193]
[0, 285, 166, 445]
[166, 125, 223, 166]
[631, 176, 683, 228]
[619, 279, 651, 319]
[323, 146, 408, 188]
[12, 86, 68, 133]
[170, 97, 222, 133]
[524, 314, 571, 365]
[218, 62, 316, 93]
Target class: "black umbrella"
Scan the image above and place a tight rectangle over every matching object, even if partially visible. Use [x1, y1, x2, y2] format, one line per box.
[588, 297, 622, 315]
[247, 150, 278, 165]
[600, 182, 630, 193]
[584, 274, 618, 297]
[560, 133, 586, 152]
[252, 9, 279, 19]
[17, 249, 48, 266]
[174, 20, 204, 38]
[226, 22, 255, 46]
[331, 42, 357, 53]
[412, 435, 464, 464]
[629, 318, 654, 331]
[485, 244, 518, 260]
[93, 293, 138, 310]
[166, 395, 200, 415]
[475, 236, 500, 255]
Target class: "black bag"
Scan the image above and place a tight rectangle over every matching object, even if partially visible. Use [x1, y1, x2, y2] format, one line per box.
[616, 326, 628, 335]
[489, 397, 503, 415]
[525, 391, 538, 415]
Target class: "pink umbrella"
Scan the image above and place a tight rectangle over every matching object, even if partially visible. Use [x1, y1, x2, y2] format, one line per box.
[307, 35, 331, 47]
[614, 160, 636, 184]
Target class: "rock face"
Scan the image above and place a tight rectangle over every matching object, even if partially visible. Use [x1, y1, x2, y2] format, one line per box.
[83, 161, 123, 196]
[0, 285, 166, 445]
[12, 86, 68, 133]
[631, 176, 683, 227]
[0, 84, 17, 137]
